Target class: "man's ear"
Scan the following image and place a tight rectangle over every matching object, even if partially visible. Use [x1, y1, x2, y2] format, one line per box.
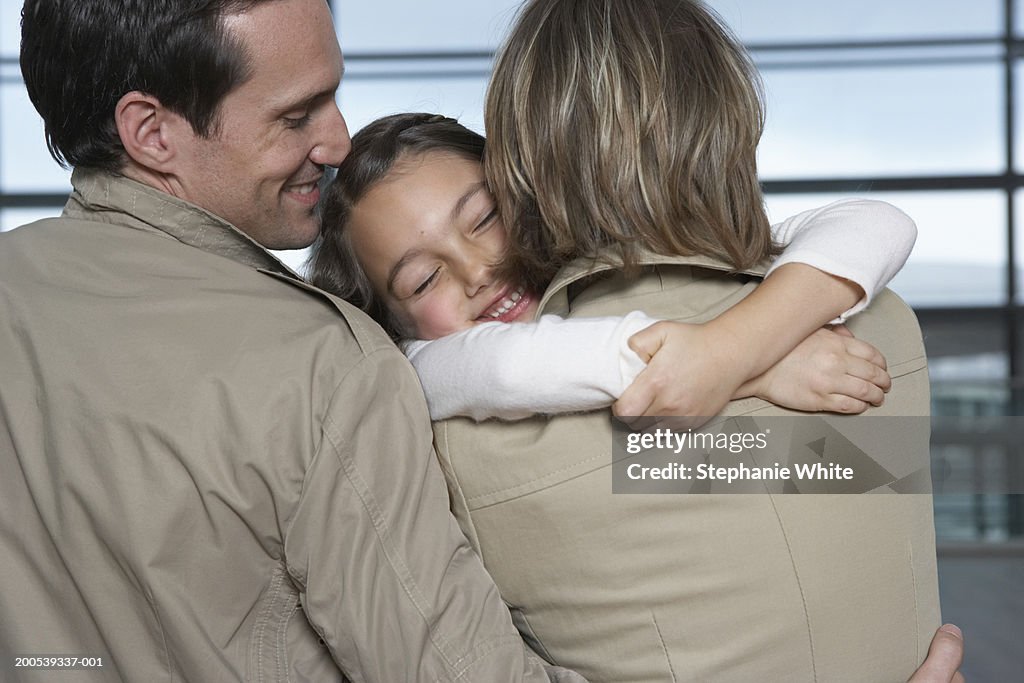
[114, 91, 186, 172]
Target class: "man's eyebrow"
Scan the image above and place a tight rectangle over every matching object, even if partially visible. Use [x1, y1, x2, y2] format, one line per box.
[451, 181, 487, 224]
[272, 80, 341, 115]
[386, 248, 423, 296]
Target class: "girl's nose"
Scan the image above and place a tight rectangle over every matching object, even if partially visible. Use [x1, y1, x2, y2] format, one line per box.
[463, 259, 493, 297]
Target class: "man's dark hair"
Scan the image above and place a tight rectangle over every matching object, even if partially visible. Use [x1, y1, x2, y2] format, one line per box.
[20, 0, 274, 172]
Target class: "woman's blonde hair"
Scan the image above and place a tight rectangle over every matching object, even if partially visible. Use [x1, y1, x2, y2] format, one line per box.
[486, 0, 778, 290]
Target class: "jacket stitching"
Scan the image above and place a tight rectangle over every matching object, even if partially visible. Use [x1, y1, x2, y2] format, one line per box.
[253, 567, 285, 683]
[650, 612, 678, 683]
[909, 541, 921, 666]
[310, 351, 518, 678]
[438, 422, 484, 561]
[279, 594, 301, 683]
[322, 414, 458, 666]
[464, 451, 607, 504]
[280, 348, 401, 554]
[539, 252, 767, 313]
[145, 588, 175, 683]
[319, 352, 476, 671]
[766, 493, 818, 681]
[430, 634, 535, 683]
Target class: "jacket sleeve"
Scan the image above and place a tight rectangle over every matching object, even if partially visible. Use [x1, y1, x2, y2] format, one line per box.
[765, 198, 917, 322]
[283, 346, 572, 682]
[404, 313, 657, 421]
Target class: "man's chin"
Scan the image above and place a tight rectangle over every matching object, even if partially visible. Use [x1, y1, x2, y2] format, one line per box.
[255, 213, 320, 251]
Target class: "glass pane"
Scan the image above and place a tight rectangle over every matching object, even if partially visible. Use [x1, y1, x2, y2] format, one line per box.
[709, 0, 1001, 43]
[1, 2, 20, 56]
[1013, 61, 1024, 174]
[764, 190, 1008, 307]
[758, 64, 1003, 179]
[1, 207, 62, 233]
[337, 0, 1004, 53]
[1014, 191, 1024, 303]
[340, 75, 489, 135]
[1, 84, 72, 193]
[929, 352, 1009, 382]
[336, 0, 521, 53]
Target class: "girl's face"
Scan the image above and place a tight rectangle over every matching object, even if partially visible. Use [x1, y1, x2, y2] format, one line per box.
[346, 150, 540, 340]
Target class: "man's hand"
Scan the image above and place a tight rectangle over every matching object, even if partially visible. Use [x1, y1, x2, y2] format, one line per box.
[908, 624, 965, 683]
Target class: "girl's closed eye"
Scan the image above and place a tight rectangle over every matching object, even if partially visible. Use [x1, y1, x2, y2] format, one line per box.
[412, 268, 441, 296]
[473, 208, 498, 233]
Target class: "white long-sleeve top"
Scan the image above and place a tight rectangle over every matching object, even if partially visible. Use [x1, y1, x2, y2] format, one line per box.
[404, 199, 917, 421]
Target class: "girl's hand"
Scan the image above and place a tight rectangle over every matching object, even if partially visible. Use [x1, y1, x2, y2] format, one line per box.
[613, 321, 750, 423]
[612, 321, 891, 424]
[738, 325, 891, 413]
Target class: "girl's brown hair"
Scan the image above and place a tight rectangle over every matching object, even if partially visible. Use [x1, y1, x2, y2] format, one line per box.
[485, 0, 779, 291]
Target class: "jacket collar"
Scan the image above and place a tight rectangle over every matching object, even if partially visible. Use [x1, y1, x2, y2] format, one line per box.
[65, 168, 300, 278]
[537, 248, 771, 316]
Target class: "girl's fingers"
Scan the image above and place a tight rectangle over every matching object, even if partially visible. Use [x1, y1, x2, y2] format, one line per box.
[841, 336, 888, 370]
[844, 356, 892, 393]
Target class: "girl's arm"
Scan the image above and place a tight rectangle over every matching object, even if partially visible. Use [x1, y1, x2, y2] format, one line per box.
[615, 199, 915, 418]
[404, 312, 656, 421]
[765, 198, 917, 322]
[414, 198, 912, 422]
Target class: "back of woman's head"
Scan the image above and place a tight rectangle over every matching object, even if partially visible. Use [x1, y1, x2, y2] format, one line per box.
[309, 112, 485, 340]
[486, 0, 775, 289]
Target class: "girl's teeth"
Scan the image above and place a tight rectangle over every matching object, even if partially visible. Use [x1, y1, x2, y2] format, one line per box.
[486, 285, 526, 317]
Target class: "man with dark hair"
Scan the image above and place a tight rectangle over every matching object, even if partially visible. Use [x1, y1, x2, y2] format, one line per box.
[1, 1, 572, 680]
[0, 1, 963, 681]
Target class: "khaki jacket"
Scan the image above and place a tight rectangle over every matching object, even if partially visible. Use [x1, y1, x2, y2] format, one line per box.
[434, 252, 940, 682]
[0, 171, 562, 682]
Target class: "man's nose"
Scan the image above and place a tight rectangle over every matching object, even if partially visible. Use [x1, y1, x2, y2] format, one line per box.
[310, 102, 351, 167]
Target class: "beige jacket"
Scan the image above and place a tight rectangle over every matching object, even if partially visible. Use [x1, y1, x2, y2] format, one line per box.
[434, 252, 940, 682]
[0, 170, 566, 683]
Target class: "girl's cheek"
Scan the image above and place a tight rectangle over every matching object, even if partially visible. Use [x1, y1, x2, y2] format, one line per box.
[410, 291, 468, 340]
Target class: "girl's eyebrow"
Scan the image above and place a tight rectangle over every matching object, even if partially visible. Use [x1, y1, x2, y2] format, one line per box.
[386, 248, 423, 296]
[450, 181, 488, 223]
